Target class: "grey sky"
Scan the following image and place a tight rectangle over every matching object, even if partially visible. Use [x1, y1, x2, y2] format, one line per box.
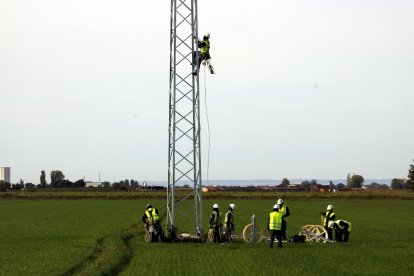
[1, 0, 413, 184]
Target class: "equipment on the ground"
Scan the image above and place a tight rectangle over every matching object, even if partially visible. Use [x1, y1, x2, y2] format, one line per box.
[241, 215, 265, 243]
[299, 225, 335, 243]
[144, 223, 162, 243]
[242, 223, 264, 243]
[287, 234, 306, 243]
[176, 233, 202, 242]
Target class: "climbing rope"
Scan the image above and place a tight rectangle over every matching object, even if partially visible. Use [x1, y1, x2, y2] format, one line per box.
[203, 64, 211, 186]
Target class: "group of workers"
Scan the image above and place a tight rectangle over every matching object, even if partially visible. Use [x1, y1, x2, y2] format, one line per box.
[208, 203, 236, 243]
[268, 202, 352, 247]
[320, 205, 352, 243]
[141, 200, 351, 245]
[267, 199, 290, 248]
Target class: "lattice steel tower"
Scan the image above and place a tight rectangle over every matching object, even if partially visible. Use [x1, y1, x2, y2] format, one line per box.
[167, 0, 203, 238]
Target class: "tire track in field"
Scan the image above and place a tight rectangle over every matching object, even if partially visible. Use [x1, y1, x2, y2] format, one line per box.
[60, 224, 142, 276]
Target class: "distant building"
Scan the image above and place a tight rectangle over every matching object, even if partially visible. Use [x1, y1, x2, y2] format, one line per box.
[0, 167, 11, 183]
[85, 181, 102, 188]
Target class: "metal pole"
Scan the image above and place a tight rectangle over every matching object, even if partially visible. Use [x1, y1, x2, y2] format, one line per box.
[252, 214, 256, 244]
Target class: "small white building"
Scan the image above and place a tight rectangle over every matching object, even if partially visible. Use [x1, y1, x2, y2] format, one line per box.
[85, 181, 102, 188]
[0, 167, 11, 183]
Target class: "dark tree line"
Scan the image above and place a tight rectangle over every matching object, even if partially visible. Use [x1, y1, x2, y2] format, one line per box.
[390, 159, 414, 190]
[112, 179, 140, 190]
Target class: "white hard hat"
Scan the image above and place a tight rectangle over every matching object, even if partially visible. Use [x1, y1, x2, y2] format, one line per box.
[229, 203, 236, 209]
[328, 221, 334, 228]
[327, 205, 334, 211]
[213, 203, 219, 209]
[204, 33, 210, 39]
[273, 204, 280, 209]
[277, 199, 284, 205]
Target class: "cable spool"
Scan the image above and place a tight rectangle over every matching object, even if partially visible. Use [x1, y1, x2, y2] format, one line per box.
[242, 223, 264, 243]
[299, 225, 330, 242]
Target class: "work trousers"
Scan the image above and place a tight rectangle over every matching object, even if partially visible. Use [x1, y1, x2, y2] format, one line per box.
[281, 220, 287, 240]
[269, 230, 282, 248]
[225, 226, 233, 242]
[325, 226, 333, 240]
[192, 51, 210, 70]
[210, 227, 221, 243]
[344, 230, 350, 242]
[335, 229, 350, 242]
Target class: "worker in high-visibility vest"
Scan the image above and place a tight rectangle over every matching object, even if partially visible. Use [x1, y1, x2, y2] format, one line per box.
[141, 203, 162, 241]
[329, 220, 352, 242]
[192, 33, 213, 75]
[224, 203, 236, 243]
[320, 204, 336, 240]
[277, 198, 290, 240]
[208, 203, 222, 243]
[141, 203, 160, 225]
[267, 204, 283, 248]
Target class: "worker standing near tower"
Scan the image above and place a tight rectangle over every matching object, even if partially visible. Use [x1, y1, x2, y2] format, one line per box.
[224, 203, 236, 243]
[268, 204, 283, 248]
[192, 33, 214, 75]
[277, 198, 290, 240]
[320, 205, 336, 240]
[208, 203, 222, 243]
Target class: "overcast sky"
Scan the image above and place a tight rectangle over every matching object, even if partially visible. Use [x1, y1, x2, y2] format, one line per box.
[1, 0, 413, 184]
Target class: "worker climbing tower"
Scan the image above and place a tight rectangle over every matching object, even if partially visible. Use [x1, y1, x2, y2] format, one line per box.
[167, 0, 203, 238]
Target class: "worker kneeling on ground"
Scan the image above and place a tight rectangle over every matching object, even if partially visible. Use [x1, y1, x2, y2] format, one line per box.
[142, 204, 162, 241]
[268, 204, 283, 248]
[277, 198, 290, 240]
[208, 203, 222, 243]
[329, 220, 352, 242]
[320, 204, 336, 240]
[224, 203, 236, 243]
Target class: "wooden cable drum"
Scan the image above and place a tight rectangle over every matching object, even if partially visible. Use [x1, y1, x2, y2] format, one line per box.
[299, 225, 328, 242]
[242, 223, 264, 243]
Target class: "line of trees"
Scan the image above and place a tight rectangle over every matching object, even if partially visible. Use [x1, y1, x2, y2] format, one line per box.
[390, 159, 414, 190]
[2, 160, 414, 191]
[275, 159, 414, 191]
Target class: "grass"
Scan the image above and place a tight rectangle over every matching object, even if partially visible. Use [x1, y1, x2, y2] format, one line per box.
[1, 199, 414, 275]
[121, 199, 414, 275]
[0, 200, 143, 275]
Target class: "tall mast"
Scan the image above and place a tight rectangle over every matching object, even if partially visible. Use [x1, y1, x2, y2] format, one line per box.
[167, 0, 203, 238]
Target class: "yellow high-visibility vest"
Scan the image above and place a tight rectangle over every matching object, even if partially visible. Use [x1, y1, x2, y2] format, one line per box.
[279, 205, 288, 220]
[200, 40, 210, 55]
[269, 211, 282, 230]
[323, 211, 335, 226]
[210, 210, 221, 228]
[224, 210, 233, 225]
[145, 208, 159, 223]
[336, 220, 352, 232]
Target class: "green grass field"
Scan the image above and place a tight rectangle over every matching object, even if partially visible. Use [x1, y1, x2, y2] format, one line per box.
[1, 199, 414, 275]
